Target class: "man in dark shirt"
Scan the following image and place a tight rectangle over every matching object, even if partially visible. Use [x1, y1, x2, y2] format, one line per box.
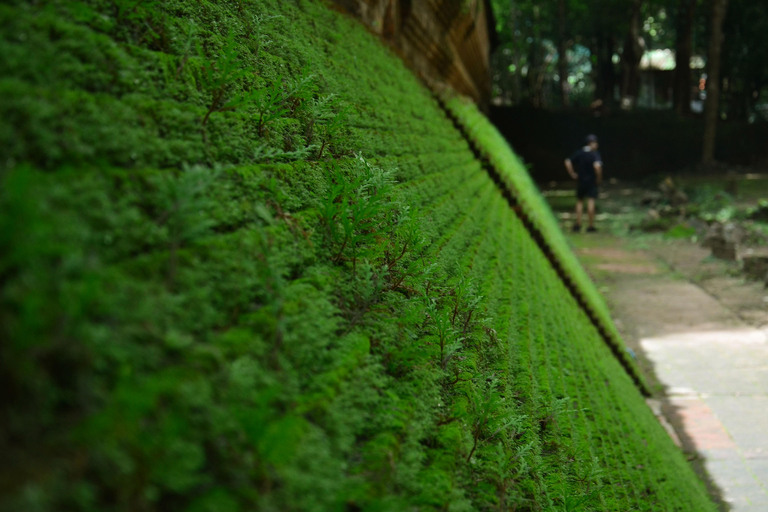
[564, 134, 603, 232]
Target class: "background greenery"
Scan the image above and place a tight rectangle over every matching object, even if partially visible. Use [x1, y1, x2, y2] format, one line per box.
[0, 1, 716, 511]
[488, 0, 768, 119]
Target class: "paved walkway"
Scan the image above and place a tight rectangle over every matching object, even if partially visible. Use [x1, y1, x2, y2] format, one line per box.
[571, 235, 768, 512]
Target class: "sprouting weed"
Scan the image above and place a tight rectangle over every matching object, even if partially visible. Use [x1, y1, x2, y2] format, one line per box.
[251, 80, 289, 137]
[247, 14, 283, 58]
[174, 19, 197, 80]
[450, 271, 483, 336]
[426, 299, 456, 367]
[253, 143, 318, 163]
[198, 27, 317, 143]
[319, 156, 395, 271]
[151, 164, 221, 287]
[112, 0, 166, 49]
[538, 396, 571, 433]
[285, 70, 318, 110]
[483, 442, 535, 511]
[311, 94, 351, 159]
[115, 0, 158, 22]
[466, 377, 526, 463]
[199, 31, 252, 139]
[250, 70, 316, 137]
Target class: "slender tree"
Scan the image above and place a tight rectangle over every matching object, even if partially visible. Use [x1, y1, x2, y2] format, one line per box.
[702, 0, 729, 165]
[557, 0, 570, 107]
[673, 0, 696, 114]
[620, 0, 644, 107]
[720, 0, 768, 122]
[527, 3, 545, 107]
[508, 0, 522, 104]
[593, 31, 618, 105]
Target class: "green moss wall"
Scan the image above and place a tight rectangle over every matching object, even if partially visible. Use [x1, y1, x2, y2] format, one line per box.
[0, 1, 715, 511]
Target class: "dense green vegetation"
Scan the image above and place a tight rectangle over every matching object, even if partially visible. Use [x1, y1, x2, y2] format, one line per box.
[444, 96, 647, 394]
[489, 0, 768, 119]
[1, 1, 716, 511]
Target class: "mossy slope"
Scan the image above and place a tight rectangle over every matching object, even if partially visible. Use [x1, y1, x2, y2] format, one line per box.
[443, 95, 648, 394]
[0, 1, 715, 511]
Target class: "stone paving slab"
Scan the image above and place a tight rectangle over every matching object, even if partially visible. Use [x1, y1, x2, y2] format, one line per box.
[568, 234, 768, 511]
[664, 397, 737, 451]
[642, 332, 768, 511]
[608, 278, 744, 338]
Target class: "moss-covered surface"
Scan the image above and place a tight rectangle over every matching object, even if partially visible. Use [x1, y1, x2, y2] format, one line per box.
[443, 95, 648, 394]
[1, 1, 716, 511]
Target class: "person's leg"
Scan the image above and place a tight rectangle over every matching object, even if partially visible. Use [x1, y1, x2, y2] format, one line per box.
[587, 198, 596, 228]
[575, 199, 583, 229]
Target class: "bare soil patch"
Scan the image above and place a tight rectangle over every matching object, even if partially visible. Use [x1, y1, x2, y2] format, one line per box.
[645, 239, 768, 328]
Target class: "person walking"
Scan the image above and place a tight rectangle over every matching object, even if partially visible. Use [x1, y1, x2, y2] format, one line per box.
[564, 134, 603, 232]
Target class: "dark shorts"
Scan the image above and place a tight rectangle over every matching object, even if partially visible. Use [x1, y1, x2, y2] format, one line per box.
[576, 181, 598, 200]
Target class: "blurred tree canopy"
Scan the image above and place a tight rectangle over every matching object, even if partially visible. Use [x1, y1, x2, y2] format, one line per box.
[488, 0, 768, 125]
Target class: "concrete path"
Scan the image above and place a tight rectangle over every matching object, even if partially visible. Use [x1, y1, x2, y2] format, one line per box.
[572, 235, 768, 512]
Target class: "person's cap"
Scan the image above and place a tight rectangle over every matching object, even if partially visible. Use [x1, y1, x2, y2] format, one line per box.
[585, 134, 598, 144]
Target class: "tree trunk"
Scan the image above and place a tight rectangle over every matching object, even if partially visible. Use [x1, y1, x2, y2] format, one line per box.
[526, 43, 538, 106]
[674, 0, 696, 114]
[702, 0, 729, 165]
[620, 0, 644, 108]
[528, 4, 544, 108]
[557, 0, 570, 108]
[594, 32, 618, 106]
[508, 0, 522, 104]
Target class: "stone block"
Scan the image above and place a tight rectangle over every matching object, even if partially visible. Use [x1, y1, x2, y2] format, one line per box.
[742, 255, 768, 281]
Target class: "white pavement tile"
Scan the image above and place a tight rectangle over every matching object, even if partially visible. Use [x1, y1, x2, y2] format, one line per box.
[700, 448, 743, 461]
[641, 328, 768, 510]
[745, 458, 768, 491]
[706, 458, 760, 489]
[706, 396, 768, 453]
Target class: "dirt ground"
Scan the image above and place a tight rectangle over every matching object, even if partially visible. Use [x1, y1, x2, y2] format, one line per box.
[569, 233, 768, 381]
[547, 179, 768, 386]
[648, 241, 768, 328]
[544, 177, 768, 334]
[581, 236, 767, 332]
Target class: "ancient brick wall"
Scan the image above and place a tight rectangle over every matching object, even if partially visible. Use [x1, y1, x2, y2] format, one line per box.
[332, 0, 495, 106]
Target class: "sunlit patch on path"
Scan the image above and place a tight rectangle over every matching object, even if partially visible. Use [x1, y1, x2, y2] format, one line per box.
[642, 329, 768, 511]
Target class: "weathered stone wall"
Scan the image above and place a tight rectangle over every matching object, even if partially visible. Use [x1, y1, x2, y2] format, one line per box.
[332, 0, 495, 106]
